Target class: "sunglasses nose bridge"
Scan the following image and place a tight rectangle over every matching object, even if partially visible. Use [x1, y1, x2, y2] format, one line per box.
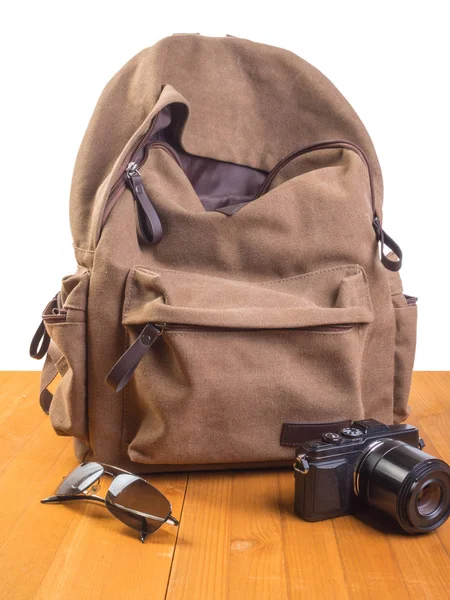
[86, 478, 102, 495]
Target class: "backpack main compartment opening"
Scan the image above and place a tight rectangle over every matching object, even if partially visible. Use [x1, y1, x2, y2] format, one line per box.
[152, 106, 268, 211]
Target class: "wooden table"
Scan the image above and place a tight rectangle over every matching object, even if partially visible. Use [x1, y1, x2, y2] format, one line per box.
[0, 372, 449, 600]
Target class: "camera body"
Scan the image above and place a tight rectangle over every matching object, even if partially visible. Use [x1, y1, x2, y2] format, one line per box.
[294, 419, 423, 522]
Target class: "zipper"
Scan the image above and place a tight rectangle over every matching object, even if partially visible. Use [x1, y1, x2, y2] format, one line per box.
[117, 141, 182, 245]
[42, 293, 67, 323]
[103, 131, 375, 231]
[147, 141, 183, 168]
[30, 293, 67, 359]
[49, 307, 68, 322]
[104, 132, 182, 227]
[155, 323, 355, 334]
[125, 161, 164, 244]
[102, 133, 376, 244]
[255, 139, 375, 212]
[405, 295, 418, 307]
[101, 131, 386, 257]
[105, 320, 356, 393]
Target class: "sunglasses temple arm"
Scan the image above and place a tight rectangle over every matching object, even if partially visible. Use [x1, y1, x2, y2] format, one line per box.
[166, 514, 180, 526]
[41, 494, 106, 505]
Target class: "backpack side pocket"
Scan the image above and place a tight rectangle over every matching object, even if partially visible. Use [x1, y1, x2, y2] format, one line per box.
[392, 293, 418, 422]
[38, 269, 90, 442]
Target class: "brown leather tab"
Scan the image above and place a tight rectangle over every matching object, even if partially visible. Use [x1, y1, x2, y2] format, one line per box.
[30, 294, 60, 360]
[373, 217, 403, 272]
[38, 341, 64, 413]
[106, 323, 163, 392]
[127, 168, 163, 245]
[40, 388, 54, 414]
[280, 420, 351, 446]
[30, 320, 51, 360]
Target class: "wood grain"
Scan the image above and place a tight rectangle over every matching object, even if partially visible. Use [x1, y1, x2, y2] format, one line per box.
[0, 372, 449, 599]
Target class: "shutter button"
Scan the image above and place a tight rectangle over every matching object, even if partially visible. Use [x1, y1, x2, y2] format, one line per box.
[322, 432, 341, 444]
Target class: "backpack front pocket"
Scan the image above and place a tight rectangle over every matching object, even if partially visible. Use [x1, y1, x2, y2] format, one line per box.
[111, 265, 373, 465]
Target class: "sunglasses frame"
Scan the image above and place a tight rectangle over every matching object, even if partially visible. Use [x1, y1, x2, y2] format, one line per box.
[41, 462, 179, 542]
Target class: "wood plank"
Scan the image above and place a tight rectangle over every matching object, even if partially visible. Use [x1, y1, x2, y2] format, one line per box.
[387, 526, 450, 600]
[0, 369, 187, 600]
[0, 443, 78, 600]
[332, 513, 411, 599]
[33, 472, 188, 600]
[1, 372, 450, 599]
[0, 371, 37, 414]
[0, 375, 71, 544]
[409, 372, 450, 417]
[0, 371, 25, 389]
[227, 470, 289, 600]
[0, 372, 47, 475]
[166, 472, 233, 600]
[417, 410, 450, 577]
[277, 469, 349, 599]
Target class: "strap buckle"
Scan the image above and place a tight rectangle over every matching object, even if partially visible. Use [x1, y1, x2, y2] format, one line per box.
[293, 454, 310, 475]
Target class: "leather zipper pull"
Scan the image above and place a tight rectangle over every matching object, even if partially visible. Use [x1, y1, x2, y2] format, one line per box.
[126, 163, 163, 245]
[105, 323, 164, 392]
[30, 294, 60, 359]
[373, 216, 403, 272]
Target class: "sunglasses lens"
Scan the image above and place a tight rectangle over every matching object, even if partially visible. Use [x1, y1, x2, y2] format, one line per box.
[55, 462, 104, 495]
[106, 505, 154, 535]
[106, 474, 171, 534]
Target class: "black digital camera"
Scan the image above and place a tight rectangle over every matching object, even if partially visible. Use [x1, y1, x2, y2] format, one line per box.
[294, 419, 450, 533]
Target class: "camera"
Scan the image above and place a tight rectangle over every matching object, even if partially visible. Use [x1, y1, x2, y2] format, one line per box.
[294, 419, 450, 533]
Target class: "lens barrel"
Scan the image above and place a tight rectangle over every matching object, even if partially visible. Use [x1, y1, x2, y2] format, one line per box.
[355, 438, 450, 533]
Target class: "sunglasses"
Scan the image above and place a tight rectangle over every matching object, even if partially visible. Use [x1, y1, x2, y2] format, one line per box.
[41, 462, 179, 542]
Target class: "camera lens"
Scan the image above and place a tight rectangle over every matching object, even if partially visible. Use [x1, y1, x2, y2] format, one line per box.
[417, 481, 443, 516]
[355, 439, 450, 534]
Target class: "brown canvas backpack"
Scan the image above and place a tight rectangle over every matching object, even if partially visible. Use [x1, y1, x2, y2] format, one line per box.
[30, 34, 417, 472]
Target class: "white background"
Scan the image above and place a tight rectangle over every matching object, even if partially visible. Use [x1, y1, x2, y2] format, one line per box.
[0, 1, 448, 370]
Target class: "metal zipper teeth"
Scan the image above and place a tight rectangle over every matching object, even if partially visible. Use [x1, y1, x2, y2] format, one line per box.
[43, 314, 67, 323]
[148, 142, 183, 168]
[105, 136, 374, 222]
[106, 137, 182, 213]
[43, 309, 67, 323]
[108, 124, 159, 198]
[155, 323, 356, 334]
[42, 293, 68, 323]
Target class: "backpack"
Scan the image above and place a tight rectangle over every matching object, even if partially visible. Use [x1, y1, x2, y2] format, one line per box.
[30, 34, 417, 472]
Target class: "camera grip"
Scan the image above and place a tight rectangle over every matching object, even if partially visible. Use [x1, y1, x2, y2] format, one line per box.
[295, 459, 353, 521]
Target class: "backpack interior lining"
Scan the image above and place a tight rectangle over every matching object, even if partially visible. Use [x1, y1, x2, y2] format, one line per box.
[152, 106, 268, 211]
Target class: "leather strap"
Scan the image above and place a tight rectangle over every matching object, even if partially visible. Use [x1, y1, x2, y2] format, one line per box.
[373, 216, 403, 272]
[280, 420, 351, 446]
[30, 320, 51, 359]
[127, 170, 163, 245]
[39, 352, 58, 413]
[30, 295, 60, 359]
[39, 341, 66, 413]
[106, 323, 163, 392]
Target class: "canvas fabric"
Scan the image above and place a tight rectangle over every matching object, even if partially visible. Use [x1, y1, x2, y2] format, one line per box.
[33, 35, 417, 472]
